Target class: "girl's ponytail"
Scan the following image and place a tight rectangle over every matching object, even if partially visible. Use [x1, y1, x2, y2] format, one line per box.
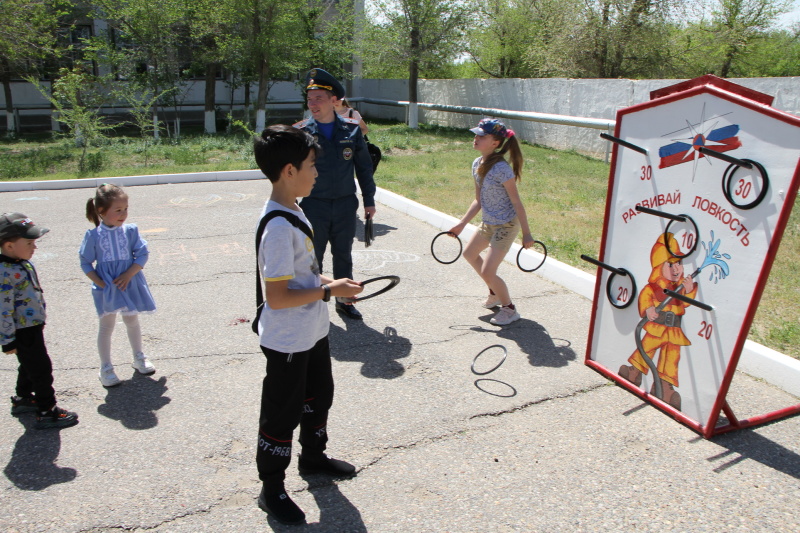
[86, 198, 100, 226]
[504, 135, 524, 182]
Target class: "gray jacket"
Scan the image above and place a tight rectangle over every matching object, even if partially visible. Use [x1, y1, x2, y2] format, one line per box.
[1, 254, 46, 351]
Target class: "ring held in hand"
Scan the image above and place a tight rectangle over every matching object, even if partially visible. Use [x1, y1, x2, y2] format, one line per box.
[431, 231, 462, 264]
[348, 275, 400, 302]
[516, 241, 547, 272]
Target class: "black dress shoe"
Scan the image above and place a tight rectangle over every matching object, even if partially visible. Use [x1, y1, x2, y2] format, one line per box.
[335, 301, 363, 320]
[298, 454, 356, 477]
[258, 487, 306, 525]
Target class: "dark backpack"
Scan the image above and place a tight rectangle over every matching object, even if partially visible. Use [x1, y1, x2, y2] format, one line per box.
[348, 109, 381, 172]
[252, 211, 314, 334]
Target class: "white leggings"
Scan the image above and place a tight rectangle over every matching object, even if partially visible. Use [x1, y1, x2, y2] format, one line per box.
[98, 313, 143, 367]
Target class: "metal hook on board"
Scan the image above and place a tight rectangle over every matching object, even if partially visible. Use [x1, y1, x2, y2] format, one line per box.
[697, 147, 753, 169]
[600, 133, 649, 155]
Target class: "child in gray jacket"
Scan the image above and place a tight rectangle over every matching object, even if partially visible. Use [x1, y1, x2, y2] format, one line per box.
[1, 213, 78, 429]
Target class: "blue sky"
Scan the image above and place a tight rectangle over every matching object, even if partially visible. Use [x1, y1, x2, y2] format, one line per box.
[777, 1, 800, 28]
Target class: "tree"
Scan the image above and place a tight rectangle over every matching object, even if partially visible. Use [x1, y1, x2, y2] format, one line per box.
[366, 0, 471, 126]
[739, 26, 800, 76]
[188, 0, 236, 134]
[210, 0, 305, 132]
[298, 0, 358, 77]
[114, 83, 176, 166]
[466, 0, 583, 78]
[0, 0, 68, 136]
[91, 0, 191, 139]
[572, 0, 680, 78]
[28, 66, 116, 171]
[711, 0, 793, 76]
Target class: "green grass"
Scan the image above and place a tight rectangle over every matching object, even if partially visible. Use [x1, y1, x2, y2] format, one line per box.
[2, 121, 798, 359]
[0, 127, 257, 180]
[369, 122, 800, 361]
[370, 122, 609, 268]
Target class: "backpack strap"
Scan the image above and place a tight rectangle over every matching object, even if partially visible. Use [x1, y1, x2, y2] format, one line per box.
[254, 210, 314, 317]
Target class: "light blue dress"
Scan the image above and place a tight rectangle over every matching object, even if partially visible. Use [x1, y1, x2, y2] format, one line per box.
[79, 223, 156, 317]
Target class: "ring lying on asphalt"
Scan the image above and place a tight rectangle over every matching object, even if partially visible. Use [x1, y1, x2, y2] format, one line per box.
[471, 344, 508, 376]
[474, 378, 517, 398]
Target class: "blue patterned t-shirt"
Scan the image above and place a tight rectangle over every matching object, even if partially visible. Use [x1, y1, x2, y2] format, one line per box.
[473, 157, 516, 225]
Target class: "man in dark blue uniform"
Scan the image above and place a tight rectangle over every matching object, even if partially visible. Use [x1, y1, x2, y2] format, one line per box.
[294, 68, 376, 319]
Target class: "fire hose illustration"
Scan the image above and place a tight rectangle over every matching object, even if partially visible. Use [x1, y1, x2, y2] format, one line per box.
[630, 228, 730, 405]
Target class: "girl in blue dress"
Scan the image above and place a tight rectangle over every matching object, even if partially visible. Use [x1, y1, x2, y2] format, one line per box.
[79, 184, 156, 387]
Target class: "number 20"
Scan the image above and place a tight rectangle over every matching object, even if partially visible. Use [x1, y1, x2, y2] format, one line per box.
[698, 321, 713, 340]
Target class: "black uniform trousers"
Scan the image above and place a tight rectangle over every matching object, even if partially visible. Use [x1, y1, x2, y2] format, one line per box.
[257, 335, 333, 493]
[13, 325, 56, 410]
[300, 195, 359, 280]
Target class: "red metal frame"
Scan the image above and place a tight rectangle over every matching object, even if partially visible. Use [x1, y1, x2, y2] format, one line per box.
[585, 76, 800, 439]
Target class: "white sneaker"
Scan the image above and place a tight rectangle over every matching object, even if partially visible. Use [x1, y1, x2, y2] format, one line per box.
[99, 364, 121, 387]
[483, 293, 502, 309]
[132, 352, 156, 375]
[490, 306, 520, 326]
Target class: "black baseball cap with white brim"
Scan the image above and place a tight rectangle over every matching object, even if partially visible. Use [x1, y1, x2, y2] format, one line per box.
[0, 212, 50, 242]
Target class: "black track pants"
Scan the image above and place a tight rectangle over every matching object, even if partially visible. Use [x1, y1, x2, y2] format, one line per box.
[257, 335, 333, 493]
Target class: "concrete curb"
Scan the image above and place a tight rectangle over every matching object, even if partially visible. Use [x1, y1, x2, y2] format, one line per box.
[0, 169, 264, 191]
[375, 189, 799, 399]
[2, 171, 797, 398]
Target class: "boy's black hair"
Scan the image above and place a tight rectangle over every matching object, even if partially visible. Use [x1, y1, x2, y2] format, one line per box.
[254, 125, 320, 183]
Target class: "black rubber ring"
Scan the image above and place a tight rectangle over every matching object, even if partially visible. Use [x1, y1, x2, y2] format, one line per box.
[517, 241, 547, 272]
[606, 267, 637, 309]
[474, 378, 517, 398]
[722, 159, 769, 210]
[431, 231, 462, 264]
[471, 344, 508, 375]
[665, 214, 699, 259]
[350, 275, 400, 302]
[365, 216, 374, 248]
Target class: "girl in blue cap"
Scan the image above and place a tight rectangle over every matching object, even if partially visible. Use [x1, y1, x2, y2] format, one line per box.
[449, 118, 534, 325]
[80, 184, 157, 387]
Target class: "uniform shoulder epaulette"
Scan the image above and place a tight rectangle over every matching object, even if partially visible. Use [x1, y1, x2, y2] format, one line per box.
[341, 116, 360, 126]
[293, 118, 310, 128]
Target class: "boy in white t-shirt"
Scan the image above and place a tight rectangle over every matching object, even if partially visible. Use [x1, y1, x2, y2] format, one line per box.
[253, 124, 363, 525]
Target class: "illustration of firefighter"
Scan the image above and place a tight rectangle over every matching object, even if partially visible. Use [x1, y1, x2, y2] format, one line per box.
[619, 232, 696, 411]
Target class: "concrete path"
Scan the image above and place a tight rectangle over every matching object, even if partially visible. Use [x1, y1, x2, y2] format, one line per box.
[1, 180, 798, 532]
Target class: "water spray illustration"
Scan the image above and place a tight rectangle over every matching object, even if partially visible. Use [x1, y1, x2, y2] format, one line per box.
[698, 231, 731, 283]
[635, 231, 732, 401]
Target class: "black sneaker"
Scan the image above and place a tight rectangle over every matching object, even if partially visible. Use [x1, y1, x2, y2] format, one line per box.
[298, 454, 356, 477]
[35, 406, 79, 429]
[258, 487, 305, 525]
[10, 395, 37, 415]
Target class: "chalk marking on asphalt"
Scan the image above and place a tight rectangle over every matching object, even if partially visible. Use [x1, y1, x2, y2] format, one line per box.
[352, 249, 420, 271]
[156, 242, 248, 265]
[166, 192, 255, 208]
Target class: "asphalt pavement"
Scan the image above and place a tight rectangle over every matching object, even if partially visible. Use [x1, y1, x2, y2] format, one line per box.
[1, 179, 798, 532]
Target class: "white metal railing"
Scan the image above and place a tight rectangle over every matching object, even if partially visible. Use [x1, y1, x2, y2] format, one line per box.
[350, 97, 617, 161]
[351, 98, 615, 130]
